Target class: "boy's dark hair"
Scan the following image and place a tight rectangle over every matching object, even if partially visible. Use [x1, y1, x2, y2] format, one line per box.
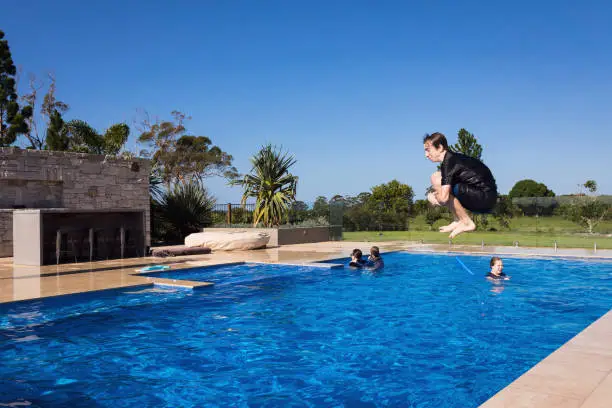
[370, 246, 380, 257]
[423, 132, 448, 150]
[352, 248, 363, 259]
[490, 256, 502, 267]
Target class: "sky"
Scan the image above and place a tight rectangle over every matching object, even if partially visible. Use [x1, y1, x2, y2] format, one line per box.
[2, 0, 611, 203]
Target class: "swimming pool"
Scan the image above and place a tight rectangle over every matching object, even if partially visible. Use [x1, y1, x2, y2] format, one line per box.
[1, 252, 610, 407]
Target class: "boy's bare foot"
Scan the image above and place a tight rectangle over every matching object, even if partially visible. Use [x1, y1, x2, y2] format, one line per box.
[449, 220, 476, 239]
[439, 221, 459, 233]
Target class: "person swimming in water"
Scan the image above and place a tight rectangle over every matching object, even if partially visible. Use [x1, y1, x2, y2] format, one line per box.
[423, 132, 498, 238]
[366, 246, 384, 270]
[349, 248, 367, 268]
[486, 257, 509, 280]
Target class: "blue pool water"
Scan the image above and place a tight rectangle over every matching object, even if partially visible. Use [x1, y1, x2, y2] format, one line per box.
[139, 262, 335, 286]
[1, 252, 611, 407]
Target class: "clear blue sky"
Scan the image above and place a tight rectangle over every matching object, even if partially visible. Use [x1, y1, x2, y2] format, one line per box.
[2, 0, 611, 202]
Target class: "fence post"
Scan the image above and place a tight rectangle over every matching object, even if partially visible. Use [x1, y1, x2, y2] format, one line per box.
[227, 203, 232, 225]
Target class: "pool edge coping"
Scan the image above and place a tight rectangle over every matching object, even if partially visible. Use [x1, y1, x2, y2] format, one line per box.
[479, 309, 612, 407]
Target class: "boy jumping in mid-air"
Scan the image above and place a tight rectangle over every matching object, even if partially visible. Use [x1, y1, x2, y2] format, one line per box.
[423, 132, 498, 238]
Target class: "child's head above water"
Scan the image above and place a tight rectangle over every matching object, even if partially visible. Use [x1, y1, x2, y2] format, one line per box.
[490, 257, 503, 274]
[370, 246, 380, 259]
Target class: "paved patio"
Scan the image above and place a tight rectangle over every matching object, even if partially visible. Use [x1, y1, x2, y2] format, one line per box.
[1, 241, 610, 407]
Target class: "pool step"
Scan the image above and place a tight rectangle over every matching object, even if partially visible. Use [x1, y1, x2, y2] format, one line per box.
[145, 277, 214, 290]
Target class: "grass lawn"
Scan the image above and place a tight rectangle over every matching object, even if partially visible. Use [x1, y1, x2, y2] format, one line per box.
[343, 216, 612, 249]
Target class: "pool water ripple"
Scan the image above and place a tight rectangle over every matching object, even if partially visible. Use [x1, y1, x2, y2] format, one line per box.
[0, 252, 611, 407]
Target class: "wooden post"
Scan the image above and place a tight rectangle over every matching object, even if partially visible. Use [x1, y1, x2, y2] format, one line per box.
[227, 203, 232, 225]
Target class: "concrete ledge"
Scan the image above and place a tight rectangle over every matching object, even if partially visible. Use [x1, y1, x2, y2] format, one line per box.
[481, 310, 612, 407]
[147, 278, 214, 290]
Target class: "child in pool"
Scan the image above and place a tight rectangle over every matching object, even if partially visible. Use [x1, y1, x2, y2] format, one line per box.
[486, 257, 509, 280]
[366, 246, 384, 270]
[349, 248, 367, 268]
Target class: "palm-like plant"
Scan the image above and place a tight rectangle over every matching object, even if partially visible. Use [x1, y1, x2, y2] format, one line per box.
[154, 180, 216, 243]
[149, 165, 164, 202]
[232, 144, 298, 227]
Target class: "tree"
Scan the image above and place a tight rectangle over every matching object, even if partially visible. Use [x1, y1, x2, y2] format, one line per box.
[41, 73, 69, 120]
[20, 74, 44, 149]
[0, 30, 32, 146]
[231, 144, 298, 227]
[102, 123, 131, 156]
[491, 195, 516, 230]
[138, 111, 237, 187]
[584, 180, 597, 194]
[59, 119, 101, 152]
[449, 128, 482, 160]
[368, 179, 414, 230]
[56, 119, 130, 155]
[21, 72, 69, 149]
[508, 179, 555, 199]
[561, 180, 609, 234]
[425, 207, 449, 230]
[508, 179, 556, 215]
[167, 135, 237, 184]
[288, 200, 309, 223]
[412, 199, 429, 216]
[311, 196, 329, 218]
[342, 192, 375, 231]
[45, 110, 67, 151]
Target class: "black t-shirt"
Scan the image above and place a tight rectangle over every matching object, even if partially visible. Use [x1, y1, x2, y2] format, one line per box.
[486, 272, 507, 280]
[441, 151, 497, 192]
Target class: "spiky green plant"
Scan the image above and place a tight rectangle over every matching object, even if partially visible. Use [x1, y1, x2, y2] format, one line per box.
[154, 180, 216, 243]
[149, 165, 164, 202]
[232, 144, 298, 227]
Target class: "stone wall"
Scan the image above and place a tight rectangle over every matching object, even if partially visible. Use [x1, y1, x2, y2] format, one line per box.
[0, 148, 151, 257]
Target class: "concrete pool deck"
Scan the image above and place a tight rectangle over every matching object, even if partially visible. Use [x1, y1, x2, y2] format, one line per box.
[1, 240, 610, 407]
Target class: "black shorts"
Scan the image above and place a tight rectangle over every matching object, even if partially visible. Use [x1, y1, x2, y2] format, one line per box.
[452, 184, 497, 213]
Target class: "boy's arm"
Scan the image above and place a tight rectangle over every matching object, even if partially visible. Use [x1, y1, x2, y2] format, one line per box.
[436, 185, 451, 204]
[438, 155, 454, 204]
